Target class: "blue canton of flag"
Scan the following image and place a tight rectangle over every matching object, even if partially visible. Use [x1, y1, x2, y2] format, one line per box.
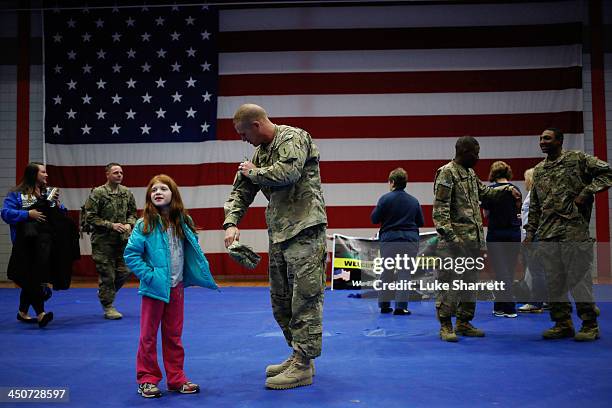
[44, 4, 218, 144]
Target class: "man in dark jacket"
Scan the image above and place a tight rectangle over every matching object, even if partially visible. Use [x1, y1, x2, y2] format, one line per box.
[371, 168, 424, 315]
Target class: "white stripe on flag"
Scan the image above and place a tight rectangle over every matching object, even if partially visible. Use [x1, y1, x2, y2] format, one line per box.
[59, 181, 527, 211]
[217, 90, 583, 118]
[220, 46, 582, 74]
[45, 135, 584, 166]
[220, 2, 583, 31]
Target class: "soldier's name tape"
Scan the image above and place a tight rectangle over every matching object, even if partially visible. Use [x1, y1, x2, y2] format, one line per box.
[334, 255, 485, 274]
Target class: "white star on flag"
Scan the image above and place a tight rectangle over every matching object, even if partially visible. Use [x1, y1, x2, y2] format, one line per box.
[186, 107, 197, 118]
[142, 93, 152, 103]
[171, 122, 182, 133]
[81, 124, 91, 134]
[110, 124, 120, 134]
[140, 124, 151, 134]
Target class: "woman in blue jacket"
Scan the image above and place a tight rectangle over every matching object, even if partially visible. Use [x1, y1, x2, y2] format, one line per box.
[1, 162, 60, 328]
[124, 174, 217, 399]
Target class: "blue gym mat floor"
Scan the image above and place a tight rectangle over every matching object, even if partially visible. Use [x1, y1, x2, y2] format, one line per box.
[1, 287, 611, 408]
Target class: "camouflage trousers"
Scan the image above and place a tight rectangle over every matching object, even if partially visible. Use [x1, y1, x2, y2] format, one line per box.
[435, 246, 480, 322]
[269, 224, 327, 359]
[91, 233, 131, 308]
[538, 239, 598, 322]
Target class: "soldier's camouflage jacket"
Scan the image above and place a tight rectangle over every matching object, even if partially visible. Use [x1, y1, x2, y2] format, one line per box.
[526, 150, 612, 241]
[223, 125, 327, 244]
[433, 160, 511, 246]
[84, 184, 137, 237]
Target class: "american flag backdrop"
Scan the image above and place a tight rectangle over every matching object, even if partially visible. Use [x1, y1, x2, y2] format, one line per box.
[43, 2, 586, 279]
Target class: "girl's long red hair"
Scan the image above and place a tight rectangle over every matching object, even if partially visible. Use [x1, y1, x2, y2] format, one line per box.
[142, 174, 195, 239]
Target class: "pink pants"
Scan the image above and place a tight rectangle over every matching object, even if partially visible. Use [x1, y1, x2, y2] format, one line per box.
[136, 284, 188, 389]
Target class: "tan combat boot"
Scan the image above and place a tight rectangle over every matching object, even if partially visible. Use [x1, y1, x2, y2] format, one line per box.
[265, 353, 313, 390]
[574, 320, 600, 342]
[266, 352, 315, 377]
[542, 320, 575, 339]
[439, 320, 458, 342]
[455, 320, 485, 337]
[103, 305, 123, 320]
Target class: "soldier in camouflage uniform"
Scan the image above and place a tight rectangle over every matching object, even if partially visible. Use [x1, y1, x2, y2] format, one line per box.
[525, 128, 612, 341]
[223, 104, 327, 390]
[84, 163, 137, 319]
[433, 136, 520, 342]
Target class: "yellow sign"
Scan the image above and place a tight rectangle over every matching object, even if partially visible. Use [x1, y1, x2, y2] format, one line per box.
[333, 258, 374, 270]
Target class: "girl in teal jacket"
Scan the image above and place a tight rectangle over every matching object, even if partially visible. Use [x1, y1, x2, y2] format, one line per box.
[124, 174, 217, 398]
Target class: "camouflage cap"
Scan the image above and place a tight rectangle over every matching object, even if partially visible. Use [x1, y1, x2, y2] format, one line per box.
[227, 241, 261, 269]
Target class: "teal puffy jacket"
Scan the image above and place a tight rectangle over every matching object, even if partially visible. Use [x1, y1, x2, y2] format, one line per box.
[124, 217, 218, 302]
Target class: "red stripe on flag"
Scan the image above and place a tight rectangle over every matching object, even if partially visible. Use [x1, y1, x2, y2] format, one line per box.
[68, 205, 435, 230]
[216, 112, 583, 140]
[16, 5, 31, 181]
[219, 68, 582, 96]
[48, 158, 541, 188]
[219, 24, 581, 52]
